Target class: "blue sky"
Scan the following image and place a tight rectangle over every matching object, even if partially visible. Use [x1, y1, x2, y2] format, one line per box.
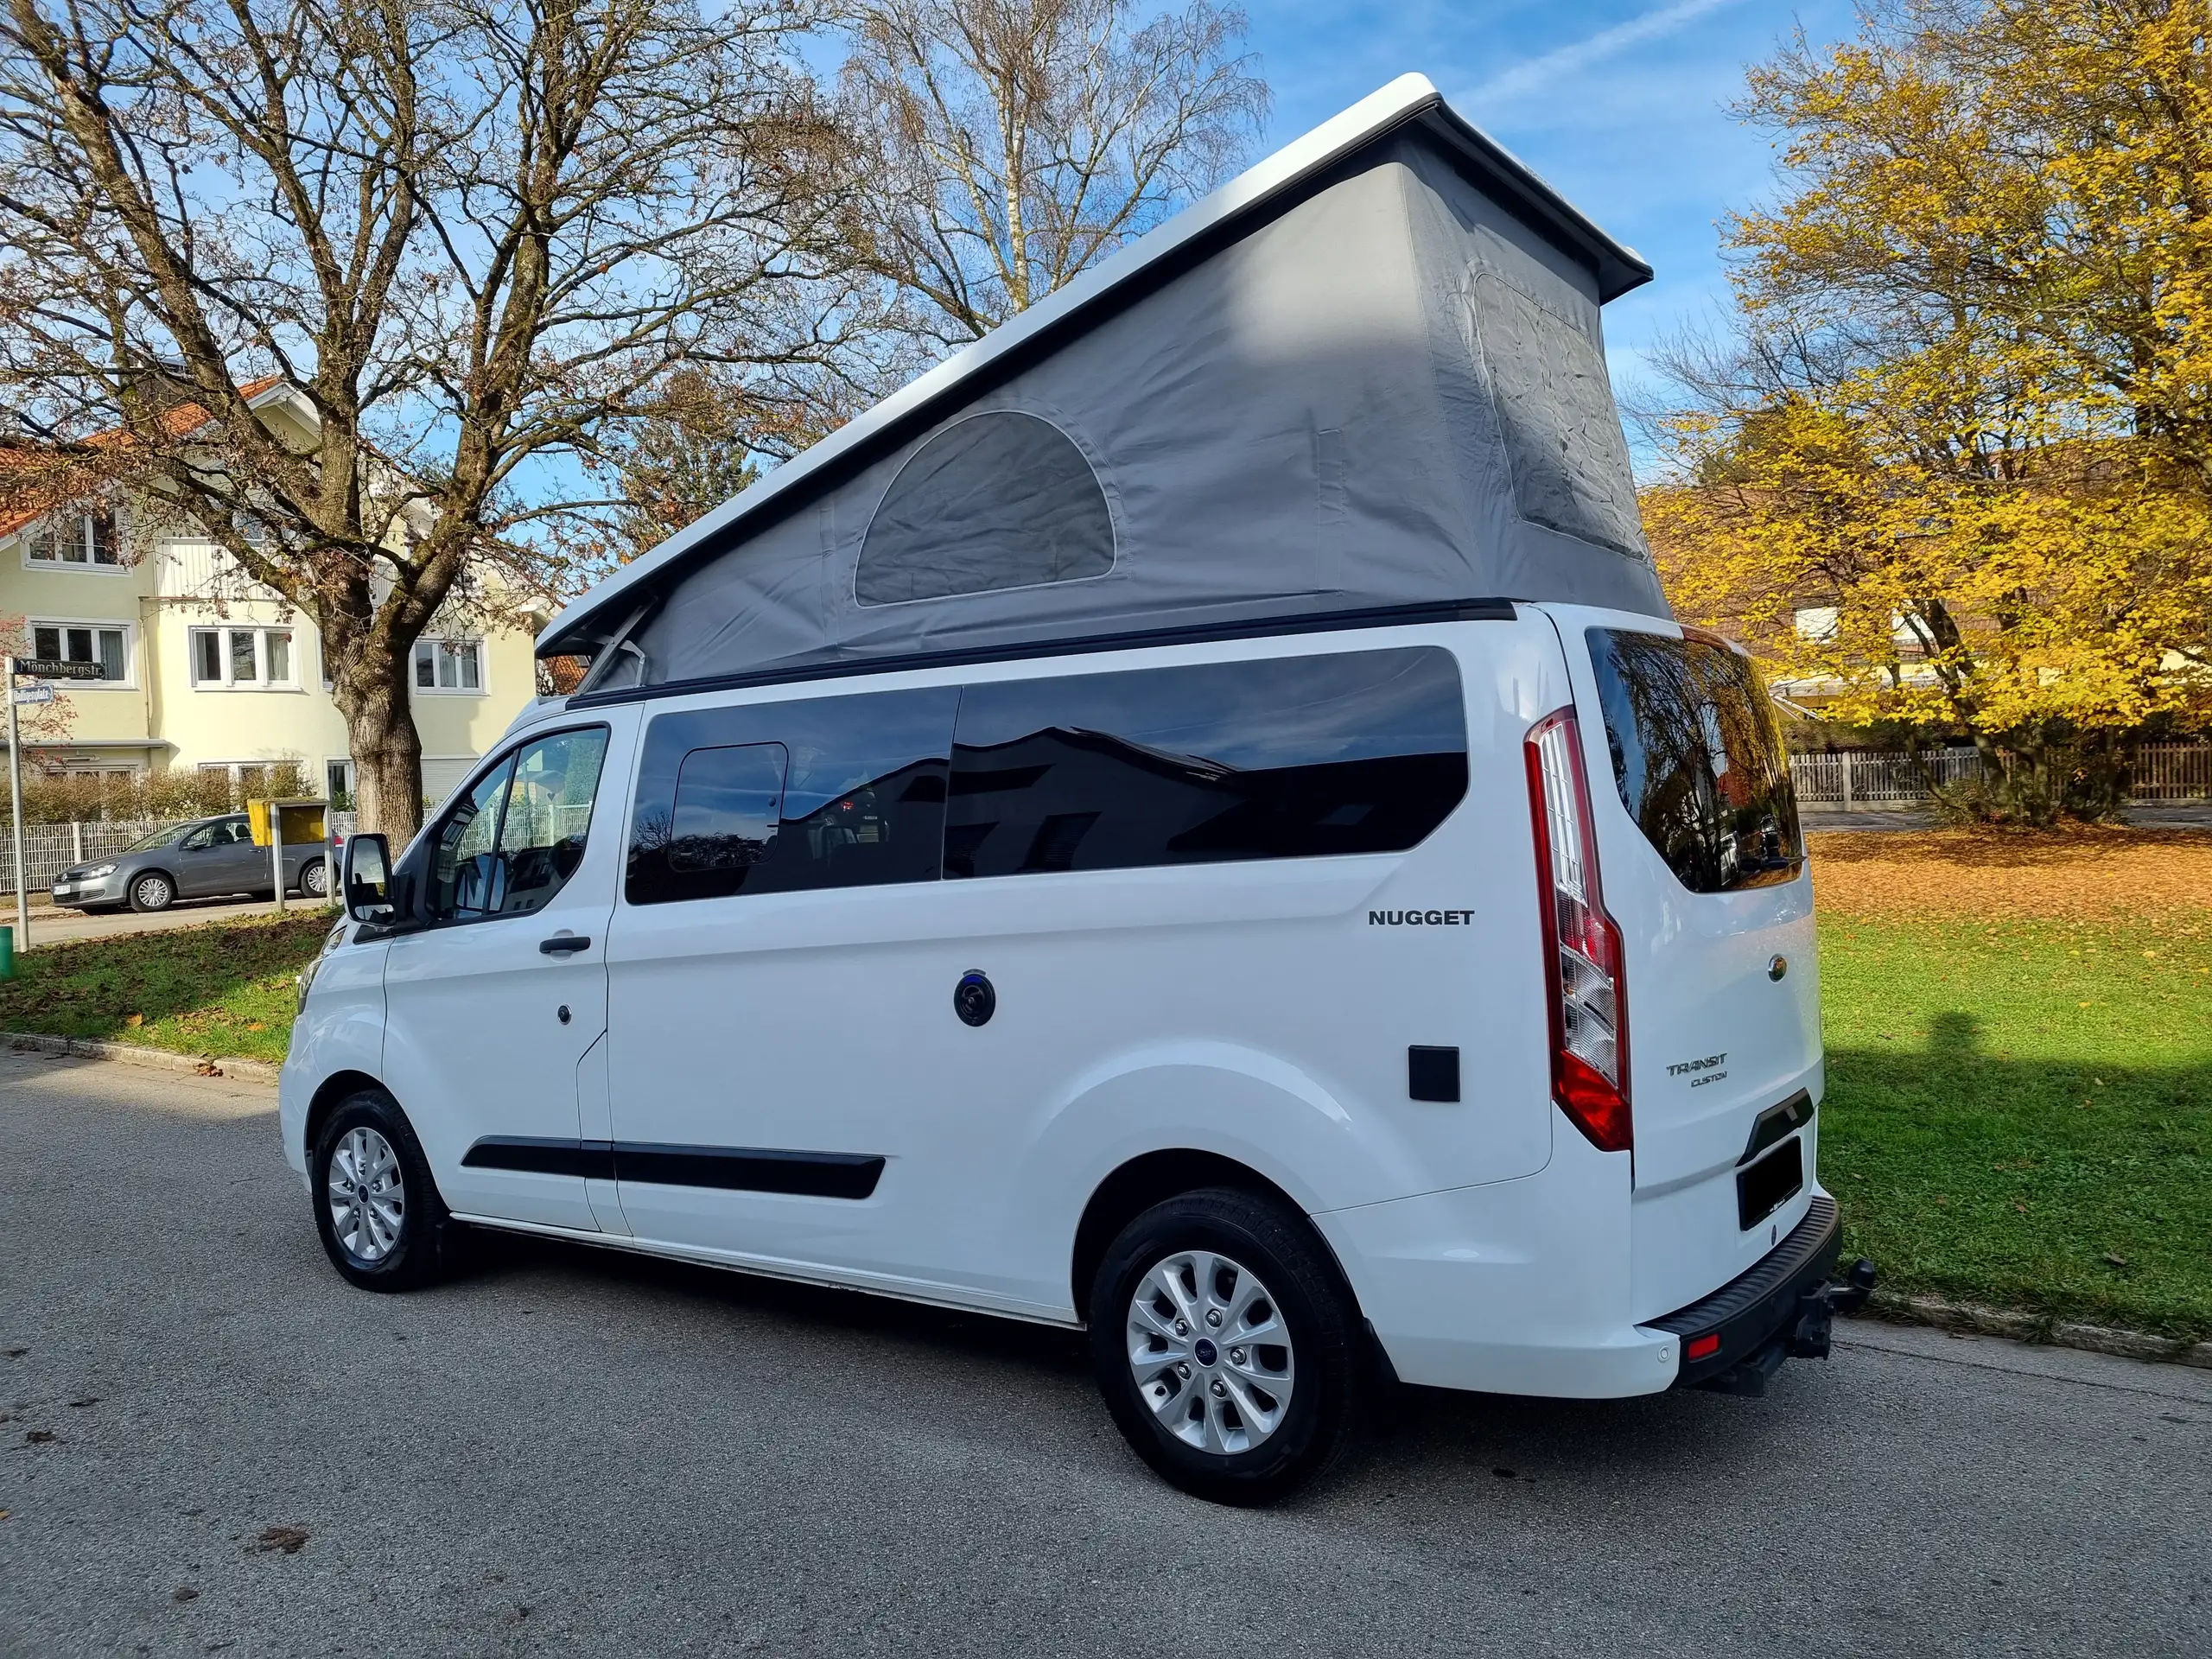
[1241, 0, 1858, 420]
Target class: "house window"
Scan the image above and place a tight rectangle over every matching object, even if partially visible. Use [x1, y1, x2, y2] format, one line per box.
[24, 508, 120, 567]
[326, 759, 355, 806]
[189, 626, 298, 689]
[29, 621, 129, 683]
[413, 637, 483, 694]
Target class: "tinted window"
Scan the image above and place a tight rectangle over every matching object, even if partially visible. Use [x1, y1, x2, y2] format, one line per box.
[856, 412, 1114, 606]
[945, 649, 1466, 879]
[627, 689, 957, 905]
[1585, 627, 1802, 893]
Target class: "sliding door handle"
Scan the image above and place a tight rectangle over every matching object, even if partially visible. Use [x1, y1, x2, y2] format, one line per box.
[539, 934, 592, 956]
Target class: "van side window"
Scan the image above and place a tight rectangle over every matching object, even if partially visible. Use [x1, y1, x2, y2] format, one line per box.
[944, 647, 1467, 879]
[1584, 627, 1803, 893]
[427, 727, 610, 923]
[626, 689, 957, 905]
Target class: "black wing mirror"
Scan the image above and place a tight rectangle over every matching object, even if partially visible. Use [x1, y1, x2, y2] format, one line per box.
[342, 833, 397, 925]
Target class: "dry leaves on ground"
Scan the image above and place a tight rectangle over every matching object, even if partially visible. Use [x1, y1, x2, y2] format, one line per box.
[1809, 827, 2212, 919]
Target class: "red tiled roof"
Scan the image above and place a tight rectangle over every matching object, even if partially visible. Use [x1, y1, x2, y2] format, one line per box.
[0, 375, 288, 537]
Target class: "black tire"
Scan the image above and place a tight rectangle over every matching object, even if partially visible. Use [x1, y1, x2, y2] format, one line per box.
[300, 858, 330, 899]
[126, 871, 175, 913]
[310, 1089, 451, 1292]
[1089, 1186, 1364, 1505]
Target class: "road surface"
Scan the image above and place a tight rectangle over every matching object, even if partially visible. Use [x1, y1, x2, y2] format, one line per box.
[2, 1054, 2205, 1657]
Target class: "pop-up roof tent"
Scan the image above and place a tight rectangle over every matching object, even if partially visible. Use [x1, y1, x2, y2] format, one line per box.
[541, 74, 1669, 693]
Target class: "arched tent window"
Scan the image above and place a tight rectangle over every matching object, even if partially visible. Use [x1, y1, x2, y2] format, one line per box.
[856, 411, 1114, 607]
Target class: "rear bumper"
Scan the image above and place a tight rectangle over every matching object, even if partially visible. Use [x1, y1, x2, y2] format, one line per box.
[1644, 1194, 1854, 1391]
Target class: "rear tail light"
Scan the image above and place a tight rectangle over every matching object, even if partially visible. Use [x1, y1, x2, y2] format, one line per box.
[1525, 707, 1630, 1153]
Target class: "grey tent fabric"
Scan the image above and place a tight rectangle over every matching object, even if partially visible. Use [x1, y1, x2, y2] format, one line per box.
[552, 89, 1669, 691]
[857, 411, 1116, 606]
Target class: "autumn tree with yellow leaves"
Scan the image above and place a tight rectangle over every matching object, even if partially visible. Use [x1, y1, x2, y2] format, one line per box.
[1643, 0, 2212, 823]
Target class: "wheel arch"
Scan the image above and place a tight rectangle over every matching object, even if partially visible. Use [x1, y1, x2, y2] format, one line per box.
[1071, 1149, 1362, 1324]
[302, 1069, 388, 1163]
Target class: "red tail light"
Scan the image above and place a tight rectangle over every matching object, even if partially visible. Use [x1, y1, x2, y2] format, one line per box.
[1525, 707, 1630, 1154]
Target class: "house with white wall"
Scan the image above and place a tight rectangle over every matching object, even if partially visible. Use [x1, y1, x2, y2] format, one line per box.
[0, 379, 540, 803]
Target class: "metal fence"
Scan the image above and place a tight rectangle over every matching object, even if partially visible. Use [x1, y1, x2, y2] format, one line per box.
[1789, 742, 2212, 808]
[0, 812, 354, 896]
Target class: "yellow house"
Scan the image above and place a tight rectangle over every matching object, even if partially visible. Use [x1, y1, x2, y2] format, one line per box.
[0, 380, 540, 803]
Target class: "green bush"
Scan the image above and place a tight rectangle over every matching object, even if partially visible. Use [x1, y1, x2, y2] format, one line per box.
[0, 761, 315, 823]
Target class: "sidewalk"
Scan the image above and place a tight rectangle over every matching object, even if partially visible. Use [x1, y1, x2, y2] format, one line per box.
[6, 897, 324, 950]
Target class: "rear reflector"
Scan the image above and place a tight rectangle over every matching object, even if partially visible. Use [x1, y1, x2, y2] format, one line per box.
[1525, 706, 1631, 1154]
[1686, 1333, 1721, 1362]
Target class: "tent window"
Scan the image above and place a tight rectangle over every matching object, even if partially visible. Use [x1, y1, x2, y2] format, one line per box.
[1471, 272, 1647, 557]
[857, 411, 1114, 607]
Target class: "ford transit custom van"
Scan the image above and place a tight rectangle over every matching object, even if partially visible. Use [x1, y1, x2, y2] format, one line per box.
[280, 76, 1871, 1504]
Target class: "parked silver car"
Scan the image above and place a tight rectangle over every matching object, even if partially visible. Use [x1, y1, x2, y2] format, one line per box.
[49, 815, 332, 913]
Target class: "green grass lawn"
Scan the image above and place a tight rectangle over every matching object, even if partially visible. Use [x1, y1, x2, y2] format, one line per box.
[0, 912, 331, 1065]
[1819, 913, 2212, 1342]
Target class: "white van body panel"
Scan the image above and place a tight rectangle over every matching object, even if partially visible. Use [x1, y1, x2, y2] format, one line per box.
[1532, 603, 1827, 1322]
[283, 607, 1831, 1400]
[379, 704, 642, 1232]
[278, 933, 389, 1182]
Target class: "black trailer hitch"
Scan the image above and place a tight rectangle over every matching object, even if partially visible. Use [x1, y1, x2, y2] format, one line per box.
[1700, 1257, 1877, 1396]
[1787, 1257, 1878, 1360]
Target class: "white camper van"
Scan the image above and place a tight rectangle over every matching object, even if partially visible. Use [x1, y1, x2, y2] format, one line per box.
[281, 77, 1870, 1504]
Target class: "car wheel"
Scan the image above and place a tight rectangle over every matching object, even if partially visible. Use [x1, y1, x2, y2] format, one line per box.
[300, 858, 330, 899]
[127, 872, 175, 913]
[1089, 1186, 1364, 1505]
[311, 1090, 452, 1293]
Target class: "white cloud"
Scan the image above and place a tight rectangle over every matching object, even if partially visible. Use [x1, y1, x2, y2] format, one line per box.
[1463, 0, 1750, 109]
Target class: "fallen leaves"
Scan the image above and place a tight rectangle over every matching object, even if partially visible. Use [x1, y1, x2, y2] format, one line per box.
[251, 1525, 308, 1554]
[1809, 826, 2212, 918]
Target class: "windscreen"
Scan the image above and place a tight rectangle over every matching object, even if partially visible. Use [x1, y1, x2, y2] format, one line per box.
[1585, 627, 1802, 893]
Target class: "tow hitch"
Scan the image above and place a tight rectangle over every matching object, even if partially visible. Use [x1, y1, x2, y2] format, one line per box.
[1700, 1258, 1877, 1397]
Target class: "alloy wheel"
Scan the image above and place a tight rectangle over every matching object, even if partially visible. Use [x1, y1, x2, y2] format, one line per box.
[327, 1125, 405, 1262]
[1126, 1249, 1296, 1454]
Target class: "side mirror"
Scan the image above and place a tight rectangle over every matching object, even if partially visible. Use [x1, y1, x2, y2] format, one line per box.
[342, 833, 396, 924]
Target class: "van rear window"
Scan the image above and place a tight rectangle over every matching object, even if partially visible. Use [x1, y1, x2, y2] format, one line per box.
[1584, 628, 1802, 893]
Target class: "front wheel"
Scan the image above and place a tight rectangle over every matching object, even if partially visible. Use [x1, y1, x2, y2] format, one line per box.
[311, 1090, 450, 1292]
[1089, 1186, 1365, 1505]
[127, 871, 175, 913]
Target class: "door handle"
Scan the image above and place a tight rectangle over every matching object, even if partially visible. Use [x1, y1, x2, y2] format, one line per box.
[539, 934, 592, 956]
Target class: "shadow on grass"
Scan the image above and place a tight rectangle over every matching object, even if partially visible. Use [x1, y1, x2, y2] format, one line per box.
[0, 912, 329, 1064]
[1822, 1021, 2211, 1341]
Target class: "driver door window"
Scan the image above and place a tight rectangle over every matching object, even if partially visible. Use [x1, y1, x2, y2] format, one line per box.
[429, 760, 515, 922]
[427, 728, 610, 924]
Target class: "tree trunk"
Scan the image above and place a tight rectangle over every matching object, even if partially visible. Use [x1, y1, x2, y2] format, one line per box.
[337, 645, 426, 848]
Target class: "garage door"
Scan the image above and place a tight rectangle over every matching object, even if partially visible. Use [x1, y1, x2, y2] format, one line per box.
[421, 755, 480, 810]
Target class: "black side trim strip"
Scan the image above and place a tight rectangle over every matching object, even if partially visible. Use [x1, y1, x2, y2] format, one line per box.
[462, 1136, 615, 1180]
[1738, 1090, 1815, 1166]
[461, 1136, 886, 1200]
[567, 599, 1517, 710]
[613, 1143, 885, 1199]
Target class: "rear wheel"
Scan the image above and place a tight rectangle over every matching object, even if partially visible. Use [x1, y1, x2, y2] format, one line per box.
[1089, 1186, 1363, 1505]
[300, 858, 329, 899]
[127, 871, 175, 913]
[311, 1090, 450, 1292]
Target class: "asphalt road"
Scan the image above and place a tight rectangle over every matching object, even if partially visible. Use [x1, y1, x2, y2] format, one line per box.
[3, 1055, 2206, 1659]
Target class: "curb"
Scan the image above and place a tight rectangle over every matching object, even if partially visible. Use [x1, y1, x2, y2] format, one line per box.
[1862, 1288, 2212, 1370]
[0, 1028, 278, 1085]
